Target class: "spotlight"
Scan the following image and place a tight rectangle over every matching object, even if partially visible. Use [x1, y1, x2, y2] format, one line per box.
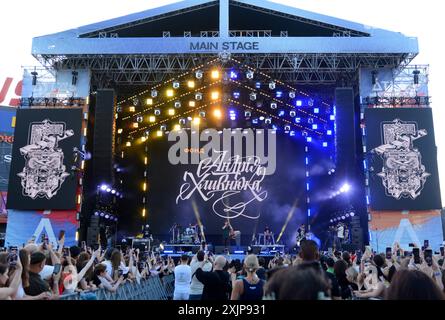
[229, 110, 236, 121]
[106, 188, 111, 193]
[189, 101, 196, 107]
[413, 69, 420, 85]
[71, 71, 78, 86]
[213, 109, 222, 119]
[284, 125, 291, 131]
[156, 130, 163, 137]
[129, 106, 136, 113]
[249, 92, 257, 101]
[100, 212, 105, 217]
[111, 189, 116, 194]
[211, 70, 220, 79]
[174, 101, 181, 108]
[187, 80, 195, 88]
[195, 70, 203, 79]
[290, 111, 296, 117]
[160, 124, 167, 131]
[173, 124, 181, 131]
[255, 82, 261, 89]
[149, 116, 156, 123]
[105, 215, 110, 219]
[269, 81, 276, 90]
[278, 110, 285, 117]
[340, 183, 351, 193]
[330, 219, 333, 223]
[308, 99, 314, 107]
[166, 89, 174, 97]
[230, 71, 238, 79]
[350, 212, 355, 217]
[195, 92, 203, 100]
[94, 211, 99, 216]
[172, 81, 180, 89]
[233, 92, 240, 99]
[265, 118, 272, 124]
[146, 98, 153, 105]
[193, 118, 200, 125]
[211, 91, 219, 100]
[126, 141, 131, 147]
[179, 118, 186, 125]
[246, 70, 254, 79]
[276, 91, 283, 98]
[341, 216, 345, 220]
[151, 90, 158, 98]
[168, 109, 175, 116]
[31, 71, 38, 86]
[132, 123, 139, 129]
[295, 118, 301, 123]
[296, 100, 302, 107]
[270, 103, 277, 109]
[371, 70, 378, 85]
[289, 91, 296, 98]
[345, 213, 350, 218]
[244, 111, 251, 118]
[136, 116, 143, 123]
[199, 111, 206, 118]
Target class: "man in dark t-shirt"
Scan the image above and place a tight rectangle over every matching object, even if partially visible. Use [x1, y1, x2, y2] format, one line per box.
[195, 255, 231, 300]
[25, 252, 60, 297]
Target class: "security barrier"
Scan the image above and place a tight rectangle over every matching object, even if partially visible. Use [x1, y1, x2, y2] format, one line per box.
[60, 274, 175, 300]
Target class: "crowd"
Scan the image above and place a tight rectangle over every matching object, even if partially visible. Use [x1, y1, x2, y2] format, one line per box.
[1, 237, 445, 300]
[171, 240, 445, 300]
[0, 236, 176, 300]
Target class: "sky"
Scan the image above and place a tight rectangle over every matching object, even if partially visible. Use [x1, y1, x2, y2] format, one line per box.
[1, 0, 444, 205]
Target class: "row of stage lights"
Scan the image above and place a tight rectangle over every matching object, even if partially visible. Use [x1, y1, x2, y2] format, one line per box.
[98, 184, 123, 198]
[93, 211, 118, 222]
[329, 211, 356, 224]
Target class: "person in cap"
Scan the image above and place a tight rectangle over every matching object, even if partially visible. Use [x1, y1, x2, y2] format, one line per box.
[230, 254, 265, 300]
[24, 252, 60, 298]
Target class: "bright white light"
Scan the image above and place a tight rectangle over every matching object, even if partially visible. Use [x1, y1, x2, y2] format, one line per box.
[340, 183, 351, 193]
[100, 185, 107, 191]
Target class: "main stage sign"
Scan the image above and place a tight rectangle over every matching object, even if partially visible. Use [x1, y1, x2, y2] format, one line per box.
[189, 41, 260, 51]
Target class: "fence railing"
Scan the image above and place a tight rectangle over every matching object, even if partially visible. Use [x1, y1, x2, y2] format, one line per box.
[60, 275, 175, 300]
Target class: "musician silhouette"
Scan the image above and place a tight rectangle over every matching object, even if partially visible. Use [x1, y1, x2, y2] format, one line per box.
[264, 225, 272, 245]
[222, 220, 233, 248]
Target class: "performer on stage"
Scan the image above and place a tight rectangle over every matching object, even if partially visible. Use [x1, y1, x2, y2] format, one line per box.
[143, 224, 152, 239]
[222, 220, 233, 248]
[264, 225, 272, 245]
[335, 222, 345, 250]
[296, 224, 306, 246]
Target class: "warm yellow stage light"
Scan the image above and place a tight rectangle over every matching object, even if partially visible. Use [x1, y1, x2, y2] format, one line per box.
[187, 81, 195, 88]
[143, 182, 147, 191]
[133, 122, 139, 128]
[129, 106, 136, 112]
[117, 128, 123, 134]
[141, 137, 146, 143]
[126, 141, 131, 147]
[211, 91, 219, 100]
[211, 70, 220, 79]
[144, 157, 148, 165]
[173, 124, 181, 131]
[156, 130, 163, 137]
[146, 98, 153, 105]
[213, 109, 222, 119]
[142, 208, 146, 217]
[166, 89, 174, 97]
[193, 118, 201, 125]
[189, 101, 196, 107]
[168, 109, 175, 116]
[149, 116, 156, 123]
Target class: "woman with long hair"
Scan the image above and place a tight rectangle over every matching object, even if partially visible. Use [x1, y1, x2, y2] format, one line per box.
[231, 255, 265, 301]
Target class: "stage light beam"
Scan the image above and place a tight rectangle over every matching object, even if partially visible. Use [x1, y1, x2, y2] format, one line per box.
[211, 70, 220, 79]
[276, 198, 299, 243]
[213, 109, 222, 119]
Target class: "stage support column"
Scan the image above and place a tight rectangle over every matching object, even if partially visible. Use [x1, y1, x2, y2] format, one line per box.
[219, 0, 229, 38]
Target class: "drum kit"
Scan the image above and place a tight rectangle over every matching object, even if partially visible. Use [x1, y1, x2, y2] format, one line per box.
[170, 223, 200, 244]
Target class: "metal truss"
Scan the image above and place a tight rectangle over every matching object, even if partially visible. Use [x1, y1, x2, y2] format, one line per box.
[20, 97, 87, 108]
[229, 0, 370, 37]
[361, 95, 430, 108]
[36, 52, 415, 88]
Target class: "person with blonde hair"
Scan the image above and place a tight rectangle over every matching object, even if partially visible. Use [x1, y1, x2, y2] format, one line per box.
[231, 255, 265, 300]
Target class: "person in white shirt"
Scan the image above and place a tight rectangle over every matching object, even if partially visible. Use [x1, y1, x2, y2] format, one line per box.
[189, 251, 213, 300]
[173, 254, 192, 300]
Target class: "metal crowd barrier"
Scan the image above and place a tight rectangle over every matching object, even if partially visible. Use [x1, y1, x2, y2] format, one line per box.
[60, 274, 175, 300]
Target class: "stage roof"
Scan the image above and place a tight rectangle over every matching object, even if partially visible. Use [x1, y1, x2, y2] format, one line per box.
[32, 0, 418, 55]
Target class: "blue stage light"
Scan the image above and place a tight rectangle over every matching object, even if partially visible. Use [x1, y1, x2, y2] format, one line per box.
[330, 115, 335, 121]
[314, 108, 319, 113]
[230, 71, 238, 79]
[276, 91, 283, 98]
[259, 116, 265, 121]
[306, 137, 312, 142]
[229, 110, 236, 120]
[278, 110, 285, 117]
[234, 250, 244, 254]
[100, 184, 108, 191]
[327, 130, 332, 135]
[252, 118, 259, 124]
[296, 100, 303, 107]
[323, 142, 328, 147]
[290, 131, 296, 137]
[233, 92, 240, 99]
[295, 118, 301, 123]
[307, 208, 311, 217]
[255, 82, 261, 89]
[312, 124, 318, 130]
[305, 157, 309, 165]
